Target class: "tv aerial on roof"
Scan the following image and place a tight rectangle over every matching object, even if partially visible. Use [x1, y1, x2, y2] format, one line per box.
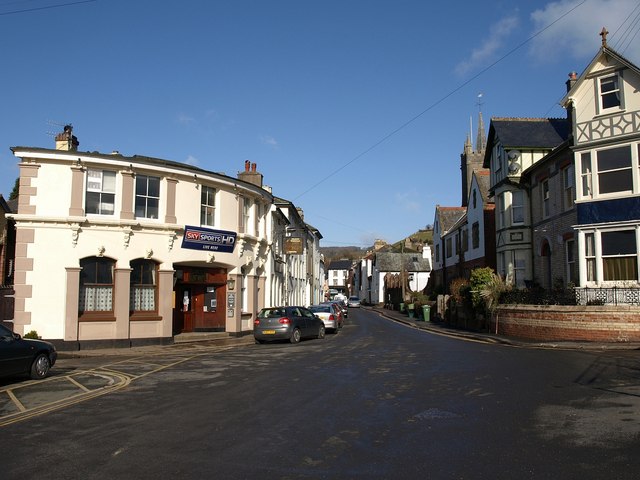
[45, 119, 72, 137]
[507, 150, 521, 175]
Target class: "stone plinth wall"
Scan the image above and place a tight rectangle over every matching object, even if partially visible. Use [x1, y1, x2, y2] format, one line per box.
[492, 304, 640, 343]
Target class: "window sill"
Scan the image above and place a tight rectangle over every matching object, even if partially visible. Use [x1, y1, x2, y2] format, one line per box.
[130, 313, 162, 322]
[594, 108, 625, 118]
[78, 313, 116, 322]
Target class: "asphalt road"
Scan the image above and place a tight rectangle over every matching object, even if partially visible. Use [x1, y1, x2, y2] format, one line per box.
[3, 308, 640, 479]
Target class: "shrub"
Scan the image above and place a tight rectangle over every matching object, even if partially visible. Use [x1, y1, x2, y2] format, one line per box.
[448, 278, 469, 304]
[469, 267, 496, 311]
[23, 330, 40, 339]
[478, 271, 510, 312]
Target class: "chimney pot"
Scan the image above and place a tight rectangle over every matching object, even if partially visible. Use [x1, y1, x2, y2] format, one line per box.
[251, 163, 257, 172]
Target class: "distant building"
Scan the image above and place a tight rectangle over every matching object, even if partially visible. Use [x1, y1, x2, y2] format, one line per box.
[327, 259, 352, 297]
[370, 247, 431, 305]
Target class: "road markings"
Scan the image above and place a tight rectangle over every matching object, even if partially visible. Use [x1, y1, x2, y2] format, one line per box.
[0, 344, 240, 427]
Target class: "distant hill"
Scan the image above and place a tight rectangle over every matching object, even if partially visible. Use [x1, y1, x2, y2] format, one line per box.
[320, 229, 433, 263]
[320, 246, 365, 266]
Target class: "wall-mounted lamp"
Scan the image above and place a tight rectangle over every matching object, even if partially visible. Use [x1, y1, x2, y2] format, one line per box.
[227, 278, 235, 290]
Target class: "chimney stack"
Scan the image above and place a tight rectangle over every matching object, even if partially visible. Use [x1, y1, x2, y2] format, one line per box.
[55, 125, 79, 151]
[237, 160, 263, 188]
[566, 71, 577, 93]
[565, 72, 578, 137]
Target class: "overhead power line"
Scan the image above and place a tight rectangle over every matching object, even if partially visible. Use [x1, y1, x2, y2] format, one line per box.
[0, 0, 97, 16]
[293, 0, 586, 202]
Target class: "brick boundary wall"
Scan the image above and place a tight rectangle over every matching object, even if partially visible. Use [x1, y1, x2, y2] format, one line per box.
[492, 304, 640, 343]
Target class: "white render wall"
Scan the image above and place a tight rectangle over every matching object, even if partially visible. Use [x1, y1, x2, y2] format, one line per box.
[11, 148, 275, 341]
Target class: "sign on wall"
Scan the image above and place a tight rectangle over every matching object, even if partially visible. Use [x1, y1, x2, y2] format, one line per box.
[181, 226, 237, 253]
[284, 237, 303, 254]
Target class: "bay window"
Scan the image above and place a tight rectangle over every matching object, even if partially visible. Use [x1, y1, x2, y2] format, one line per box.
[602, 230, 637, 281]
[512, 190, 524, 224]
[597, 146, 632, 195]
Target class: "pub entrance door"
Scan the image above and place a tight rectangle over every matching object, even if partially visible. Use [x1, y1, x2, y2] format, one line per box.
[174, 267, 227, 333]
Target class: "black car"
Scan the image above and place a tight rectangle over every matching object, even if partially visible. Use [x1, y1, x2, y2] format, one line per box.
[254, 306, 326, 344]
[0, 323, 57, 380]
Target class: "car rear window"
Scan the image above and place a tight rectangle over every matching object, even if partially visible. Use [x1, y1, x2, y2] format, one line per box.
[258, 309, 286, 318]
[310, 306, 330, 313]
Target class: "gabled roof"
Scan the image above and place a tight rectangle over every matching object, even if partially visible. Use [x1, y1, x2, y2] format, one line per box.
[561, 45, 640, 107]
[327, 259, 352, 271]
[435, 206, 466, 234]
[374, 252, 431, 273]
[482, 118, 569, 168]
[0, 195, 13, 214]
[472, 170, 493, 205]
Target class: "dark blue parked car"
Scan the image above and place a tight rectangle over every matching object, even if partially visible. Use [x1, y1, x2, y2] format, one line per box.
[0, 323, 57, 380]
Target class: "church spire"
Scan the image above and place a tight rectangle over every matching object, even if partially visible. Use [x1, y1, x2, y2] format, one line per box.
[475, 93, 486, 153]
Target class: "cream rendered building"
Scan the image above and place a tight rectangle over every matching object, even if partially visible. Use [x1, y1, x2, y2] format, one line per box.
[9, 128, 284, 349]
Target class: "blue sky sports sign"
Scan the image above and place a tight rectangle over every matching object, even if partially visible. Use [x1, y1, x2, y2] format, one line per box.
[181, 226, 237, 253]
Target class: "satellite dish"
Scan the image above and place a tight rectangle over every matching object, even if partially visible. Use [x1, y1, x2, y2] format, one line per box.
[507, 150, 521, 161]
[508, 162, 521, 174]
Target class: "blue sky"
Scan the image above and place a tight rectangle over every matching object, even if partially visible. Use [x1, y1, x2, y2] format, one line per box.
[1, 0, 639, 247]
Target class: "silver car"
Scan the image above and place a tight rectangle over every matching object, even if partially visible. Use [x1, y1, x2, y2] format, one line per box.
[347, 296, 361, 308]
[309, 304, 343, 333]
[254, 306, 325, 344]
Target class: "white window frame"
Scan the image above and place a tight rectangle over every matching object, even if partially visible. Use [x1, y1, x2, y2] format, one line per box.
[514, 250, 527, 288]
[597, 73, 623, 114]
[577, 144, 637, 199]
[242, 198, 251, 234]
[511, 190, 524, 224]
[562, 164, 574, 211]
[200, 186, 216, 227]
[498, 193, 506, 229]
[86, 169, 116, 215]
[601, 229, 638, 282]
[541, 179, 550, 219]
[135, 175, 160, 219]
[565, 238, 575, 285]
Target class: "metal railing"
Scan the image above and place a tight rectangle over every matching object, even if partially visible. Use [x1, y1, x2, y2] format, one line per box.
[500, 286, 640, 306]
[574, 286, 640, 306]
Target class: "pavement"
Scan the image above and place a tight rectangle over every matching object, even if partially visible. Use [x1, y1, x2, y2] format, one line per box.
[369, 306, 640, 351]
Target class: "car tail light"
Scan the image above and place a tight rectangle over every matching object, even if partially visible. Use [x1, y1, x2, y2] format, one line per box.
[328, 314, 335, 321]
[278, 317, 291, 325]
[254, 319, 260, 326]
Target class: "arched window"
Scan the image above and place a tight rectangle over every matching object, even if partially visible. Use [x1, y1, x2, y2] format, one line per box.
[130, 259, 158, 313]
[79, 257, 115, 314]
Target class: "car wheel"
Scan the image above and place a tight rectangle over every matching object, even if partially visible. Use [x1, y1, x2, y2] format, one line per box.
[317, 326, 325, 339]
[290, 328, 301, 344]
[30, 353, 51, 379]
